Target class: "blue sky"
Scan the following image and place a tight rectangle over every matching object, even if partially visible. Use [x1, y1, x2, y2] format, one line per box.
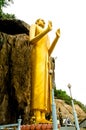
[3, 0, 86, 105]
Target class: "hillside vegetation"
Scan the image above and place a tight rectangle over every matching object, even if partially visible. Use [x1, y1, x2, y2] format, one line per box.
[54, 88, 86, 113]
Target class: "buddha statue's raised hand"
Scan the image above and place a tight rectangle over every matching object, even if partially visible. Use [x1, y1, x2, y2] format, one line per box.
[47, 21, 52, 31]
[56, 28, 60, 37]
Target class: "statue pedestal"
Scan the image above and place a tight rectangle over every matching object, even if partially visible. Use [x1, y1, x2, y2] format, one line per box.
[21, 124, 53, 130]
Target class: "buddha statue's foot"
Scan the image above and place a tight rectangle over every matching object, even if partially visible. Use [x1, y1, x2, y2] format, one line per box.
[36, 118, 52, 124]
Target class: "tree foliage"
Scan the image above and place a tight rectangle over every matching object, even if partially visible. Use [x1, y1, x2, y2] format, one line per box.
[54, 88, 71, 105]
[0, 0, 13, 8]
[0, 0, 15, 19]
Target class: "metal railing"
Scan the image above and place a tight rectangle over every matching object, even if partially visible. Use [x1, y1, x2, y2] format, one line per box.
[0, 119, 22, 130]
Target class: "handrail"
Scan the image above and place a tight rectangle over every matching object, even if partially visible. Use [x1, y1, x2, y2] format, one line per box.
[0, 119, 22, 130]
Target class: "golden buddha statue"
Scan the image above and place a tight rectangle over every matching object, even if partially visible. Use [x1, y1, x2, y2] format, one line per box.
[29, 18, 60, 123]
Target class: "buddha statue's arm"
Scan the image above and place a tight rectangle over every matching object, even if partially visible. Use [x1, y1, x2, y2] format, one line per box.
[30, 21, 52, 44]
[48, 28, 60, 56]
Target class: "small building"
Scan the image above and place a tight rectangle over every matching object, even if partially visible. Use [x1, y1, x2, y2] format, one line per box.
[79, 118, 86, 128]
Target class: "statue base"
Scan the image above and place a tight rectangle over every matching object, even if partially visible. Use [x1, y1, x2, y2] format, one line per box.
[21, 123, 53, 130]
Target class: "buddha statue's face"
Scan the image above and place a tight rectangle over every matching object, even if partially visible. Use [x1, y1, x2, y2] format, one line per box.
[35, 19, 45, 28]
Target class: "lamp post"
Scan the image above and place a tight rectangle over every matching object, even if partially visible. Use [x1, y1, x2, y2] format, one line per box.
[67, 83, 80, 130]
[52, 81, 58, 130]
[49, 57, 58, 130]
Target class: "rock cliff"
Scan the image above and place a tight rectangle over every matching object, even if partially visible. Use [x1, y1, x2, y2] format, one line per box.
[55, 99, 86, 123]
[0, 19, 31, 124]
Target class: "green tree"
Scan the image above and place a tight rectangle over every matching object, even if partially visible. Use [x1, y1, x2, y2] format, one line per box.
[0, 0, 13, 9]
[0, 0, 15, 19]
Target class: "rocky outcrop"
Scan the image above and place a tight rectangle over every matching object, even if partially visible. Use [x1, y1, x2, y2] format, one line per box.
[0, 20, 31, 124]
[55, 99, 86, 123]
[0, 19, 29, 35]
